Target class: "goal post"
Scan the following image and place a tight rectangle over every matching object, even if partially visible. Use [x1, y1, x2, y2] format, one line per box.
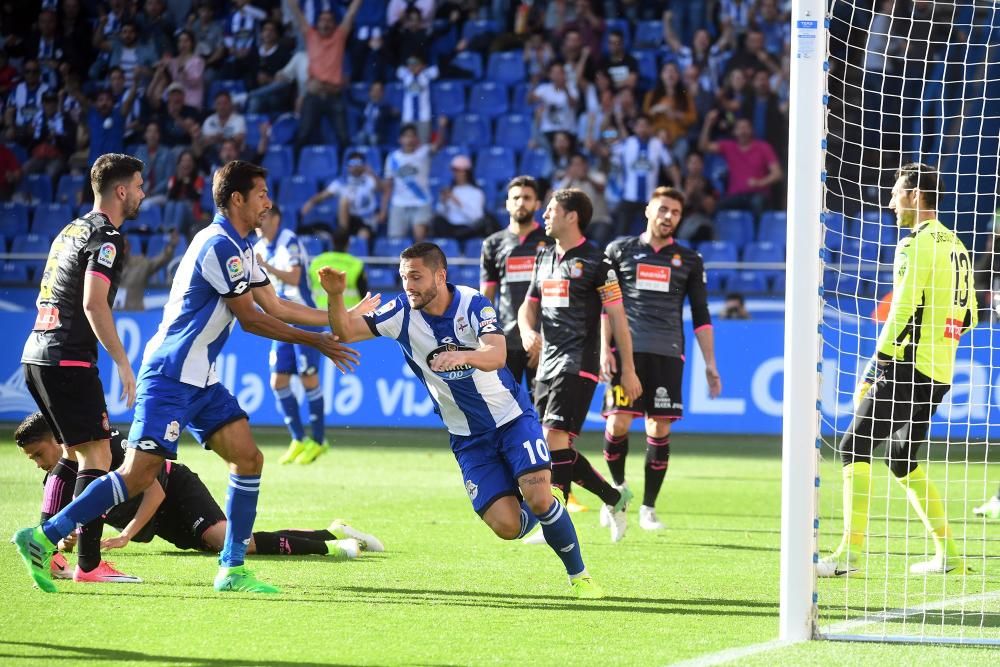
[779, 0, 826, 643]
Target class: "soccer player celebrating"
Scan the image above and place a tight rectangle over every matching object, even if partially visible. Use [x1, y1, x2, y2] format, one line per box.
[479, 175, 551, 402]
[517, 188, 642, 543]
[818, 163, 977, 577]
[12, 160, 360, 594]
[320, 243, 604, 598]
[19, 153, 144, 584]
[254, 205, 328, 465]
[602, 187, 722, 531]
[15, 412, 381, 568]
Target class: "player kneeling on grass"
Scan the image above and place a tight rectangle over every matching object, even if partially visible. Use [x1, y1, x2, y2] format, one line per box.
[15, 413, 382, 578]
[319, 243, 604, 599]
[818, 163, 976, 578]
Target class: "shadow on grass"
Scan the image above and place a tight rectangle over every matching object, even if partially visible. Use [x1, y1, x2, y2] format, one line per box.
[0, 641, 389, 667]
[673, 541, 780, 553]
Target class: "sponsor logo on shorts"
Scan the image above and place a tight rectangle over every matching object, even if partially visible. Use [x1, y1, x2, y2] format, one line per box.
[465, 479, 478, 500]
[164, 421, 181, 442]
[654, 387, 672, 409]
[97, 242, 117, 268]
[545, 412, 564, 422]
[226, 256, 244, 280]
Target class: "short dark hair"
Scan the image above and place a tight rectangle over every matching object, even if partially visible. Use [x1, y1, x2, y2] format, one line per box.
[346, 150, 365, 162]
[214, 90, 232, 102]
[609, 29, 625, 41]
[651, 186, 685, 210]
[332, 228, 351, 251]
[570, 152, 588, 163]
[15, 412, 52, 448]
[896, 162, 942, 209]
[400, 242, 448, 272]
[506, 175, 539, 197]
[90, 153, 144, 197]
[724, 292, 745, 305]
[399, 123, 418, 137]
[213, 160, 268, 210]
[552, 188, 593, 231]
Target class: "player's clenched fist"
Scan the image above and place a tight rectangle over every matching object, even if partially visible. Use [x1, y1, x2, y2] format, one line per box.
[317, 267, 347, 295]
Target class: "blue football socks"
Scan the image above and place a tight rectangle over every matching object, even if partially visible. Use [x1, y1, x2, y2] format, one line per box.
[305, 386, 325, 443]
[220, 474, 261, 567]
[42, 471, 128, 546]
[536, 498, 585, 576]
[274, 386, 305, 441]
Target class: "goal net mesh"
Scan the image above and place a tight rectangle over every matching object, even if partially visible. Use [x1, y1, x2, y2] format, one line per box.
[819, 0, 1000, 643]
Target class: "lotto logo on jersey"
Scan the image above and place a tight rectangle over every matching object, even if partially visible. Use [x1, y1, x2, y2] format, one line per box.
[637, 263, 671, 292]
[541, 279, 570, 308]
[506, 256, 535, 282]
[227, 256, 244, 281]
[97, 242, 117, 268]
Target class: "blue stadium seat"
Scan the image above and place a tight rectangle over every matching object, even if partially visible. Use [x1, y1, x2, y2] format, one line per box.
[373, 237, 412, 258]
[510, 82, 529, 109]
[495, 113, 532, 151]
[348, 236, 369, 256]
[758, 210, 787, 243]
[262, 146, 295, 182]
[12, 233, 50, 254]
[469, 82, 509, 118]
[367, 267, 398, 289]
[824, 270, 860, 297]
[200, 183, 215, 217]
[301, 202, 338, 228]
[0, 261, 29, 284]
[487, 51, 525, 86]
[135, 203, 163, 230]
[633, 20, 664, 50]
[20, 173, 52, 203]
[350, 81, 371, 105]
[773, 273, 786, 292]
[474, 146, 516, 190]
[383, 82, 404, 110]
[519, 146, 551, 178]
[453, 265, 479, 287]
[602, 19, 631, 53]
[703, 153, 729, 193]
[55, 174, 86, 205]
[714, 210, 755, 248]
[269, 113, 298, 146]
[0, 201, 30, 235]
[431, 80, 467, 117]
[743, 241, 784, 283]
[427, 237, 461, 257]
[208, 79, 246, 102]
[698, 240, 739, 263]
[452, 51, 483, 80]
[729, 271, 768, 293]
[126, 232, 146, 255]
[298, 234, 331, 258]
[463, 238, 484, 259]
[31, 203, 73, 237]
[245, 113, 267, 148]
[146, 232, 187, 259]
[462, 19, 499, 43]
[431, 145, 468, 182]
[298, 145, 339, 181]
[450, 113, 491, 150]
[4, 141, 27, 164]
[705, 270, 732, 292]
[340, 145, 383, 175]
[840, 238, 880, 263]
[632, 50, 659, 88]
[278, 175, 318, 211]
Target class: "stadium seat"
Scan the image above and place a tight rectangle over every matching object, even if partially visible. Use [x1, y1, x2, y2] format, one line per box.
[758, 210, 787, 244]
[698, 240, 739, 263]
[373, 237, 412, 258]
[469, 82, 509, 118]
[298, 234, 330, 258]
[340, 145, 382, 175]
[705, 270, 732, 292]
[510, 82, 529, 109]
[208, 80, 246, 102]
[431, 80, 467, 117]
[463, 238, 484, 259]
[431, 145, 468, 182]
[350, 81, 371, 105]
[145, 232, 187, 259]
[454, 265, 479, 287]
[427, 237, 461, 257]
[126, 232, 146, 255]
[245, 113, 267, 148]
[55, 173, 86, 205]
[135, 203, 163, 230]
[262, 146, 295, 182]
[714, 210, 755, 248]
[383, 82, 404, 110]
[269, 113, 299, 146]
[486, 51, 525, 86]
[474, 147, 516, 190]
[298, 145, 339, 181]
[824, 270, 860, 297]
[841, 238, 880, 263]
[495, 113, 532, 151]
[367, 267, 398, 289]
[31, 203, 73, 237]
[0, 201, 30, 235]
[278, 175, 318, 212]
[633, 20, 664, 50]
[450, 113, 491, 150]
[519, 147, 551, 178]
[0, 261, 29, 284]
[729, 271, 768, 293]
[462, 19, 498, 43]
[743, 241, 784, 283]
[348, 235, 369, 256]
[12, 233, 50, 254]
[19, 173, 52, 203]
[301, 202, 338, 229]
[451, 51, 483, 80]
[602, 19, 631, 53]
[632, 50, 659, 88]
[703, 153, 729, 193]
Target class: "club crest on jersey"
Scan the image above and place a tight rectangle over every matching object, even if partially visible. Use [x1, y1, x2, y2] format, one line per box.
[101, 412, 110, 431]
[570, 261, 583, 279]
[164, 420, 181, 442]
[456, 316, 469, 332]
[227, 256, 244, 280]
[465, 479, 478, 500]
[375, 300, 396, 316]
[671, 254, 683, 267]
[97, 242, 117, 268]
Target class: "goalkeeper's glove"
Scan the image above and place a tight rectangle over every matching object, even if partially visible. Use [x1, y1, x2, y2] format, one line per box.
[854, 353, 893, 406]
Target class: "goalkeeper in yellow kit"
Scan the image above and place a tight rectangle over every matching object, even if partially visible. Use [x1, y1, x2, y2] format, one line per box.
[818, 163, 977, 577]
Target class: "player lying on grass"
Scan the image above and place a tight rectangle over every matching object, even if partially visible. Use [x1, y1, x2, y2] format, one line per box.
[818, 163, 976, 577]
[15, 412, 383, 578]
[319, 242, 605, 599]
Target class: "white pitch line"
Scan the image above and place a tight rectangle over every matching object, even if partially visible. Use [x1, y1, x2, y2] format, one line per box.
[665, 639, 797, 667]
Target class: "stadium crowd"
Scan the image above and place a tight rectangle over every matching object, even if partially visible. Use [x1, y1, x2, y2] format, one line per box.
[0, 0, 791, 294]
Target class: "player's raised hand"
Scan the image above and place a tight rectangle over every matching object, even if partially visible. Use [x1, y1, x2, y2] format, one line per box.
[313, 331, 360, 372]
[117, 359, 137, 408]
[621, 368, 642, 403]
[317, 267, 347, 296]
[348, 291, 382, 317]
[705, 364, 722, 398]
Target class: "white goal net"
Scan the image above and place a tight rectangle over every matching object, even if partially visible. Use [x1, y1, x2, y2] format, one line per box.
[817, 0, 1000, 644]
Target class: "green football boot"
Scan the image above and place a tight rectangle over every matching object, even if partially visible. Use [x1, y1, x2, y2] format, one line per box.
[213, 565, 280, 593]
[11, 526, 57, 593]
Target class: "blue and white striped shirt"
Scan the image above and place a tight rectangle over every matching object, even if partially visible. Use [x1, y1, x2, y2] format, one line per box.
[141, 214, 270, 387]
[253, 228, 314, 307]
[364, 285, 532, 436]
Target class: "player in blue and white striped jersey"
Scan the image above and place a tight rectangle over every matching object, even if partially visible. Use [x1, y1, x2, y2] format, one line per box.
[14, 161, 360, 595]
[254, 206, 329, 465]
[320, 242, 604, 599]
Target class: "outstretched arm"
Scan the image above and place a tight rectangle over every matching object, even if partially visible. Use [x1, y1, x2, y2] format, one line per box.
[319, 267, 377, 343]
[101, 479, 165, 550]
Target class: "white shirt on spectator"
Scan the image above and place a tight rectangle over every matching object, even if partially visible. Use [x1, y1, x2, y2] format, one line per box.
[437, 183, 485, 226]
[532, 81, 578, 134]
[385, 145, 432, 208]
[202, 112, 247, 141]
[324, 173, 380, 224]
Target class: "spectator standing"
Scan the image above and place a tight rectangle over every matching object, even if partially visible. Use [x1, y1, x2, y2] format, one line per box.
[165, 149, 205, 234]
[353, 81, 397, 147]
[699, 111, 783, 218]
[530, 61, 580, 140]
[560, 0, 604, 58]
[117, 229, 180, 310]
[676, 150, 717, 242]
[86, 85, 137, 166]
[105, 21, 157, 87]
[187, 0, 226, 72]
[557, 152, 612, 244]
[148, 30, 205, 109]
[134, 121, 174, 206]
[741, 69, 787, 164]
[222, 0, 266, 81]
[380, 121, 446, 241]
[253, 20, 293, 93]
[643, 61, 697, 159]
[5, 59, 49, 141]
[397, 55, 438, 143]
[602, 29, 639, 98]
[432, 155, 490, 241]
[150, 82, 201, 148]
[612, 114, 680, 236]
[24, 91, 75, 181]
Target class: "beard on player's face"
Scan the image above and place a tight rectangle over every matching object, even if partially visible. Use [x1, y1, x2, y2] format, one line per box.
[123, 193, 142, 220]
[406, 283, 437, 309]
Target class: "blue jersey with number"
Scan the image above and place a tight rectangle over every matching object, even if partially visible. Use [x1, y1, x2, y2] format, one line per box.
[364, 284, 533, 436]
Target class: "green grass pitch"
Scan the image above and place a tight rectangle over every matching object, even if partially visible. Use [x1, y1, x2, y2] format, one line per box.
[2, 428, 1000, 665]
